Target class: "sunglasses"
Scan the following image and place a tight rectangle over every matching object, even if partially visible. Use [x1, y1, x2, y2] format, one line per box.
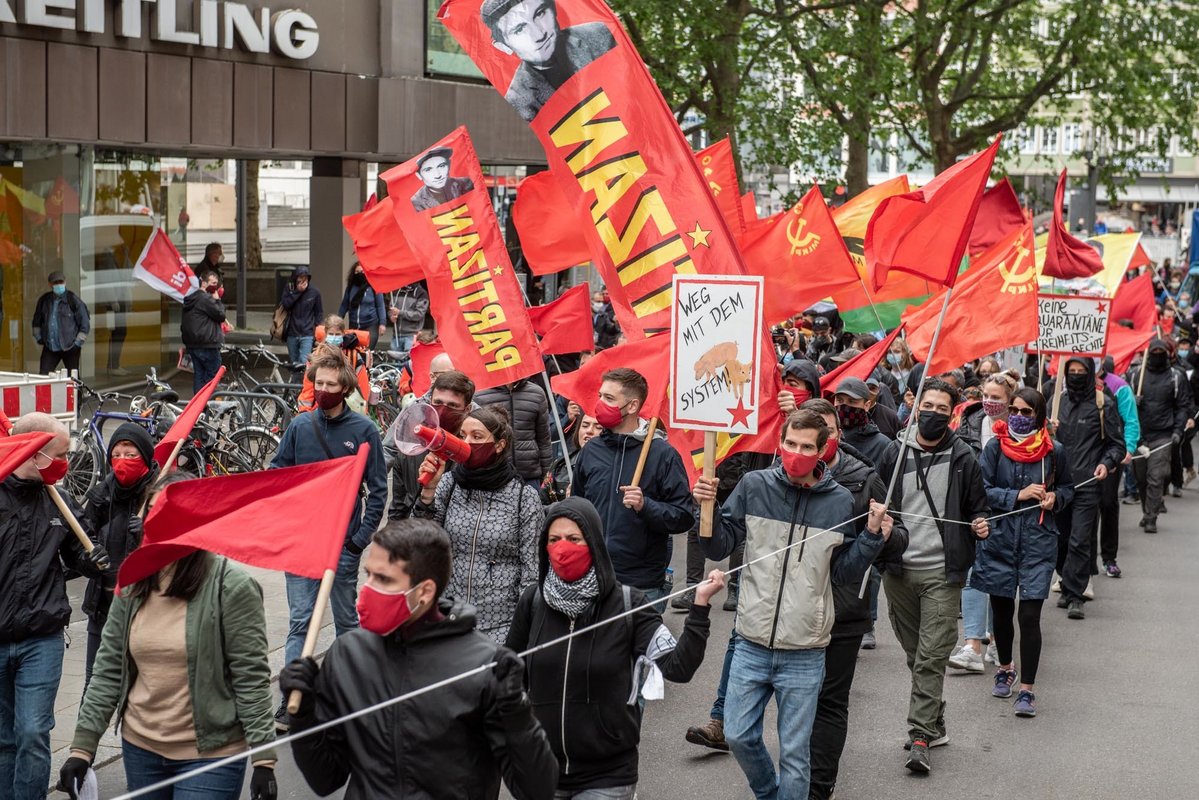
[1007, 405, 1036, 417]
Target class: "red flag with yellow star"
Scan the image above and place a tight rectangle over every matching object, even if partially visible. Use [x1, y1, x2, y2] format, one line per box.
[902, 222, 1039, 374]
[738, 185, 860, 325]
[439, 0, 750, 339]
[696, 138, 745, 236]
[382, 127, 544, 391]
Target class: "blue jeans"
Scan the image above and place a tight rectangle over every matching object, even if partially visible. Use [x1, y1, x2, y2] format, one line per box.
[961, 569, 992, 640]
[287, 335, 314, 366]
[710, 626, 739, 721]
[640, 585, 669, 615]
[122, 738, 247, 799]
[284, 547, 362, 691]
[725, 639, 825, 800]
[188, 348, 222, 394]
[392, 334, 414, 354]
[0, 633, 64, 800]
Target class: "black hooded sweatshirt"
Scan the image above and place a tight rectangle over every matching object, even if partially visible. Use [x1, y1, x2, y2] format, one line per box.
[1045, 356, 1125, 485]
[1127, 338, 1191, 441]
[506, 497, 711, 793]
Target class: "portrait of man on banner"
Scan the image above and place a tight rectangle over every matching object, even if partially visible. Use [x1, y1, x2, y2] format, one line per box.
[410, 147, 476, 212]
[480, 0, 615, 122]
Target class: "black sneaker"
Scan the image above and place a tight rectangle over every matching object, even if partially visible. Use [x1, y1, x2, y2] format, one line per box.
[274, 700, 290, 733]
[1056, 596, 1070, 609]
[1067, 600, 1085, 620]
[1144, 518, 1158, 534]
[671, 589, 694, 611]
[722, 585, 739, 613]
[905, 739, 931, 773]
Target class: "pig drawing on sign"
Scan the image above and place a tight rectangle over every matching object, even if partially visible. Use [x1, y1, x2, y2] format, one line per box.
[694, 342, 753, 400]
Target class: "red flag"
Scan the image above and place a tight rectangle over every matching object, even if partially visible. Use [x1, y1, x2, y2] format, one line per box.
[1109, 271, 1158, 332]
[440, 0, 749, 340]
[133, 228, 197, 303]
[153, 367, 226, 469]
[410, 340, 448, 397]
[1107, 326, 1156, 374]
[550, 333, 669, 419]
[968, 178, 1026, 255]
[118, 449, 370, 589]
[741, 192, 758, 223]
[527, 284, 595, 356]
[820, 326, 904, 395]
[1043, 169, 1104, 280]
[44, 176, 80, 220]
[665, 388, 783, 483]
[867, 136, 1001, 291]
[343, 197, 426, 292]
[512, 172, 592, 275]
[362, 193, 379, 212]
[1128, 242, 1152, 273]
[696, 138, 745, 236]
[0, 432, 55, 482]
[0, 407, 11, 436]
[383, 128, 544, 391]
[737, 186, 860, 324]
[903, 224, 1040, 375]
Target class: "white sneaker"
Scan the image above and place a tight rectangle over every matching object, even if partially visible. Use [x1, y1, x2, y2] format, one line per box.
[985, 642, 998, 664]
[947, 644, 984, 673]
[1051, 575, 1062, 593]
[1083, 578, 1095, 600]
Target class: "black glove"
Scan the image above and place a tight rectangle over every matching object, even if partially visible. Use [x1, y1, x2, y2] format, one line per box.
[344, 538, 365, 556]
[57, 756, 90, 799]
[278, 656, 320, 718]
[1173, 432, 1182, 446]
[492, 647, 527, 715]
[249, 765, 278, 800]
[87, 544, 110, 571]
[127, 515, 144, 543]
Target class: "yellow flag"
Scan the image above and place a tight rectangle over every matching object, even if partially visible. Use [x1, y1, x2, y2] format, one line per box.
[2, 179, 46, 216]
[1035, 231, 1142, 297]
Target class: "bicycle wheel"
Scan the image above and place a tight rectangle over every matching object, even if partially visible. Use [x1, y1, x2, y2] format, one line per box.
[228, 426, 280, 470]
[65, 433, 102, 505]
[206, 442, 256, 476]
[371, 401, 398, 433]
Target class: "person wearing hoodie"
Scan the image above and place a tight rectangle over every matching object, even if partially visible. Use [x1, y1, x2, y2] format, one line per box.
[875, 378, 990, 774]
[1128, 338, 1190, 534]
[507, 498, 719, 798]
[280, 519, 558, 799]
[1096, 357, 1139, 578]
[833, 377, 891, 468]
[79, 422, 160, 689]
[572, 368, 694, 604]
[1045, 357, 1123, 619]
[415, 405, 543, 643]
[776, 358, 820, 416]
[337, 263, 387, 348]
[268, 350, 387, 729]
[692, 409, 891, 800]
[180, 270, 226, 393]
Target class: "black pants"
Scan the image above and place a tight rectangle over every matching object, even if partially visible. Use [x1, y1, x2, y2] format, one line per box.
[83, 612, 105, 697]
[808, 634, 863, 800]
[1098, 463, 1123, 566]
[684, 528, 743, 588]
[1056, 486, 1099, 603]
[989, 596, 1044, 685]
[39, 344, 80, 375]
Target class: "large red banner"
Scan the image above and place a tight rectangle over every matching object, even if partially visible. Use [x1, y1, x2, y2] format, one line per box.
[439, 0, 748, 339]
[382, 127, 543, 390]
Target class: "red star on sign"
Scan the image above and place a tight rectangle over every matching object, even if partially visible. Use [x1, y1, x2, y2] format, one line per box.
[727, 398, 752, 428]
[1095, 301, 1107, 313]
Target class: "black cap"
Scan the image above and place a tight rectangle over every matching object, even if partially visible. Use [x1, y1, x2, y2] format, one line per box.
[416, 147, 453, 171]
[48, 271, 65, 284]
[813, 316, 830, 331]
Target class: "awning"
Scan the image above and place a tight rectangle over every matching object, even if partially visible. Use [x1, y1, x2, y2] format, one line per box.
[1098, 184, 1199, 203]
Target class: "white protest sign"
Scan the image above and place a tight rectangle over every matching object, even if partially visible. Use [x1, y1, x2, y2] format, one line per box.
[1029, 293, 1111, 356]
[670, 275, 764, 433]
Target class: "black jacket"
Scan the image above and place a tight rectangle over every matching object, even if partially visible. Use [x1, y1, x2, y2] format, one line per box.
[291, 598, 558, 800]
[870, 403, 902, 438]
[877, 430, 990, 584]
[181, 290, 226, 349]
[0, 475, 101, 643]
[840, 422, 892, 469]
[594, 303, 620, 350]
[827, 443, 909, 637]
[572, 428, 694, 589]
[280, 284, 324, 339]
[476, 381, 553, 481]
[1128, 342, 1190, 441]
[506, 498, 710, 792]
[1045, 357, 1125, 482]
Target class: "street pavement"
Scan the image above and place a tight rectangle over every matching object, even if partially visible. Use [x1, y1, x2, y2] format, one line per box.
[65, 482, 1199, 799]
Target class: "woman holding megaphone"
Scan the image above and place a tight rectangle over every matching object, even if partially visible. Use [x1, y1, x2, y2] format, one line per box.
[414, 405, 543, 643]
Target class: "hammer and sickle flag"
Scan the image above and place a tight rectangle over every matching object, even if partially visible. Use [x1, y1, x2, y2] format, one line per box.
[902, 222, 1039, 375]
[737, 185, 861, 325]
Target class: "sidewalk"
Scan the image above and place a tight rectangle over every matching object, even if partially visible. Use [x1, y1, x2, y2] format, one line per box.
[53, 565, 338, 772]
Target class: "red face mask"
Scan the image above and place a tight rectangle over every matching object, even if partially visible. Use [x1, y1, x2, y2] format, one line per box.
[464, 441, 499, 469]
[314, 388, 344, 411]
[356, 584, 418, 636]
[594, 400, 624, 429]
[112, 458, 149, 488]
[36, 452, 69, 485]
[434, 404, 466, 433]
[780, 449, 820, 481]
[821, 436, 839, 464]
[548, 539, 593, 582]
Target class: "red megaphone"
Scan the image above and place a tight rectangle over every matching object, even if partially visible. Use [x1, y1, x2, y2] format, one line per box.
[414, 424, 472, 486]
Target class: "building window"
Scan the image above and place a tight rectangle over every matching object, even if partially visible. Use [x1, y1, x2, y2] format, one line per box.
[1015, 125, 1036, 155]
[1038, 125, 1059, 155]
[426, 0, 483, 79]
[1061, 123, 1080, 154]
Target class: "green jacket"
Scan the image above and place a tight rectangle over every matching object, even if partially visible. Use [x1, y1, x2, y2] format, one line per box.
[72, 557, 277, 761]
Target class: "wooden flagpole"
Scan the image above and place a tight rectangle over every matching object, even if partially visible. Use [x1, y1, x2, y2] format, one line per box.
[699, 431, 718, 538]
[629, 418, 659, 488]
[47, 485, 97, 552]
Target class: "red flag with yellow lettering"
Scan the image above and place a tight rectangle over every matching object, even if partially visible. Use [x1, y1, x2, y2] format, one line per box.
[383, 127, 543, 391]
[439, 0, 748, 339]
[695, 138, 745, 236]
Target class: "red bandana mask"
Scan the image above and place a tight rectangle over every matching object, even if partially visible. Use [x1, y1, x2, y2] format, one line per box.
[548, 539, 593, 582]
[112, 458, 150, 488]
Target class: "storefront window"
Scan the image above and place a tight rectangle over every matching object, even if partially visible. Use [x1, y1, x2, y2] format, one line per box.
[426, 0, 484, 79]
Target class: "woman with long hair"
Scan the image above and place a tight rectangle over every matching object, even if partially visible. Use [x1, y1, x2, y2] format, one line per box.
[542, 409, 602, 504]
[970, 388, 1074, 718]
[337, 263, 387, 348]
[60, 473, 277, 799]
[414, 405, 543, 642]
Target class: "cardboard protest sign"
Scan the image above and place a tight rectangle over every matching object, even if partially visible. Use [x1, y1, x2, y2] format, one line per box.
[669, 275, 764, 434]
[1029, 294, 1111, 356]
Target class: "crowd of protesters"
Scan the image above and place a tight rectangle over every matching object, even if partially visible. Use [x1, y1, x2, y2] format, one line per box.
[3, 254, 1194, 800]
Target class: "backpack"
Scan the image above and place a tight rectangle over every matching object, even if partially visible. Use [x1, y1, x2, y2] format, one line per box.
[270, 302, 289, 342]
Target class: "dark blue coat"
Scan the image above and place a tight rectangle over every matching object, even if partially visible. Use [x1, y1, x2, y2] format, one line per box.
[970, 436, 1075, 600]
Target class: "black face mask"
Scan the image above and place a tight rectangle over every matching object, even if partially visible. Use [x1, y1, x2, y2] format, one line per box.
[1148, 351, 1169, 372]
[916, 411, 950, 442]
[1066, 373, 1090, 395]
[352, 273, 367, 286]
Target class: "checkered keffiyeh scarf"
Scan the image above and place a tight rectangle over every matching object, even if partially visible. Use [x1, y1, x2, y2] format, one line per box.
[542, 567, 600, 619]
